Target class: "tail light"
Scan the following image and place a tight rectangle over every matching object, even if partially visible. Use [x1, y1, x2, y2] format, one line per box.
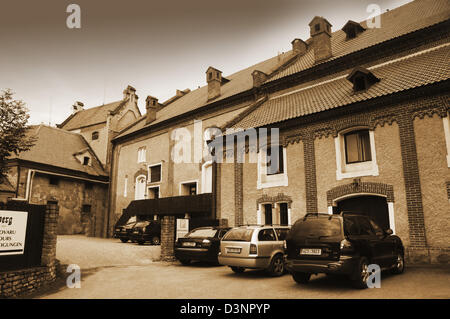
[249, 243, 257, 255]
[283, 240, 287, 250]
[340, 239, 353, 253]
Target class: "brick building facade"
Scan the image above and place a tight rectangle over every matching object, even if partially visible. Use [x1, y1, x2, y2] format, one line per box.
[215, 0, 450, 264]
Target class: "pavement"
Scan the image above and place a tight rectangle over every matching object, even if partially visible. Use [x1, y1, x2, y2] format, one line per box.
[27, 235, 450, 299]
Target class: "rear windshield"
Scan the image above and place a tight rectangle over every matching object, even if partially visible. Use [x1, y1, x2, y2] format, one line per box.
[222, 228, 254, 242]
[186, 228, 217, 238]
[290, 217, 342, 240]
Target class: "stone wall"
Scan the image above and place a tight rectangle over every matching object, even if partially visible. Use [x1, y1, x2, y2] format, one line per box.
[0, 203, 59, 298]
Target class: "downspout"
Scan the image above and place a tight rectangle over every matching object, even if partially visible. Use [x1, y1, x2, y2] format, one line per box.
[105, 142, 117, 238]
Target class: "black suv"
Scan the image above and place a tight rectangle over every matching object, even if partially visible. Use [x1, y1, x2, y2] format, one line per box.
[285, 212, 405, 288]
[130, 220, 161, 245]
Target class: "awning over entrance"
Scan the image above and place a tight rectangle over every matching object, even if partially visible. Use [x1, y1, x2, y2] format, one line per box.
[115, 193, 213, 226]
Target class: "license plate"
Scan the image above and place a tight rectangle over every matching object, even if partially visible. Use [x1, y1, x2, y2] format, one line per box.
[133, 230, 139, 234]
[226, 247, 241, 254]
[300, 248, 322, 255]
[182, 242, 196, 247]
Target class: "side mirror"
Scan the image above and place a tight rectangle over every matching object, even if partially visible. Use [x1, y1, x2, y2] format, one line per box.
[385, 229, 393, 235]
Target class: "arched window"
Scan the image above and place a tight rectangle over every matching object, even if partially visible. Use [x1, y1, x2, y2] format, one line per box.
[92, 131, 99, 140]
[135, 175, 147, 200]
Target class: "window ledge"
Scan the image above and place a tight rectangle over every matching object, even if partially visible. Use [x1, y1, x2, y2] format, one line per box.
[336, 163, 379, 180]
[257, 173, 288, 189]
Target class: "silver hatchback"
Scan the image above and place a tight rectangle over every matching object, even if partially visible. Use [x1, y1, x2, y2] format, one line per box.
[218, 225, 290, 276]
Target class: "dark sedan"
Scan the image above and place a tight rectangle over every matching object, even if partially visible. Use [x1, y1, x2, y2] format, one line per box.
[114, 219, 138, 243]
[129, 220, 161, 245]
[175, 226, 231, 265]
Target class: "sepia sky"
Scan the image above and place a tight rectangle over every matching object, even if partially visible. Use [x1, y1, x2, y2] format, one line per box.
[0, 0, 412, 125]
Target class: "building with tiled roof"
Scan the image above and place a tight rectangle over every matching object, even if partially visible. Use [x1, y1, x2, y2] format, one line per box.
[106, 0, 449, 264]
[4, 125, 109, 236]
[58, 85, 142, 169]
[213, 0, 450, 265]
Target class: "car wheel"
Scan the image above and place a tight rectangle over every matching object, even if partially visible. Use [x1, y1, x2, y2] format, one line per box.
[292, 272, 311, 284]
[151, 236, 161, 245]
[179, 259, 191, 265]
[120, 238, 128, 243]
[390, 252, 405, 274]
[268, 254, 284, 277]
[137, 240, 145, 245]
[230, 266, 245, 274]
[352, 257, 370, 289]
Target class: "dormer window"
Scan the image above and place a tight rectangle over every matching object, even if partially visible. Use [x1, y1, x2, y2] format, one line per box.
[342, 20, 366, 39]
[347, 67, 380, 92]
[315, 24, 320, 32]
[92, 131, 99, 140]
[83, 156, 90, 166]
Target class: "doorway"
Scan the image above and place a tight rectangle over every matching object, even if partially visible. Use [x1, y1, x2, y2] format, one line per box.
[335, 195, 390, 230]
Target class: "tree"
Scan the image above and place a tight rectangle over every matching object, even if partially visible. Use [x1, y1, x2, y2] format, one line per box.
[0, 89, 35, 180]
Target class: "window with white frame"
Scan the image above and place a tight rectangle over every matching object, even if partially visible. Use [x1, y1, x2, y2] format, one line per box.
[257, 145, 288, 189]
[443, 114, 450, 167]
[201, 161, 213, 193]
[137, 147, 146, 163]
[335, 128, 379, 180]
[135, 175, 146, 200]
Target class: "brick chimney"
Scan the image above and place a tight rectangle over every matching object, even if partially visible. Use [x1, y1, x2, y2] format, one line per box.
[291, 38, 307, 55]
[72, 101, 84, 113]
[145, 96, 158, 124]
[309, 16, 332, 62]
[123, 85, 138, 103]
[206, 67, 222, 101]
[252, 70, 268, 88]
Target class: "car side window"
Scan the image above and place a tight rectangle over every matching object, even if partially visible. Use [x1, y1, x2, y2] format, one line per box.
[370, 220, 384, 236]
[275, 228, 289, 241]
[344, 217, 360, 236]
[357, 217, 375, 236]
[258, 229, 276, 241]
[218, 229, 228, 239]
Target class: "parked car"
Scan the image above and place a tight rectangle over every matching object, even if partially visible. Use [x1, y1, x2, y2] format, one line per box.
[129, 220, 161, 245]
[114, 218, 138, 243]
[218, 225, 291, 276]
[175, 226, 231, 265]
[285, 212, 405, 289]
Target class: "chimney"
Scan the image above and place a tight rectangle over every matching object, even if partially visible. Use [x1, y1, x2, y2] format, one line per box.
[72, 101, 84, 113]
[123, 85, 138, 103]
[206, 67, 222, 101]
[252, 70, 268, 88]
[309, 16, 332, 62]
[145, 96, 158, 124]
[291, 38, 307, 55]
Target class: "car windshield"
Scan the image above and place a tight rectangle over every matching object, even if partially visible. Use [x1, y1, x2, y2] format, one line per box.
[186, 228, 217, 238]
[290, 217, 342, 240]
[134, 221, 149, 228]
[222, 228, 254, 242]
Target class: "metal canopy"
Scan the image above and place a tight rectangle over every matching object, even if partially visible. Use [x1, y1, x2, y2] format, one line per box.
[115, 193, 213, 226]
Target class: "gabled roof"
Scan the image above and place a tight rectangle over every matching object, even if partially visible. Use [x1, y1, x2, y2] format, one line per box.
[58, 99, 128, 131]
[8, 125, 108, 178]
[113, 0, 449, 142]
[268, 0, 450, 82]
[231, 43, 450, 130]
